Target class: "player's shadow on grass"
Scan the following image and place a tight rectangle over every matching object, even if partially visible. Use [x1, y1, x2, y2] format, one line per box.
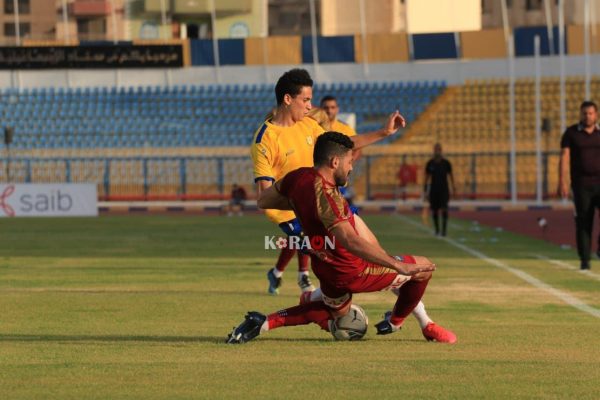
[0, 334, 227, 344]
[0, 334, 398, 344]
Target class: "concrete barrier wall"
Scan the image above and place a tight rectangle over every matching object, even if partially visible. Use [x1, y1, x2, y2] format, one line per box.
[354, 33, 409, 63]
[461, 29, 506, 59]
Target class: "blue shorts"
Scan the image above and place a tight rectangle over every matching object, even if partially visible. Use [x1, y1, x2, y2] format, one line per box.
[279, 218, 303, 237]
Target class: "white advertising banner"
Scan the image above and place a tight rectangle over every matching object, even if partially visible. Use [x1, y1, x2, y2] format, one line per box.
[0, 184, 98, 217]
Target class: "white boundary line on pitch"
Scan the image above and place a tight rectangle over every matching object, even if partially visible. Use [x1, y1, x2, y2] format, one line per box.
[395, 214, 600, 319]
[532, 254, 600, 282]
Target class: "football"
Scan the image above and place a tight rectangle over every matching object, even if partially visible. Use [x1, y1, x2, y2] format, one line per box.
[328, 304, 369, 341]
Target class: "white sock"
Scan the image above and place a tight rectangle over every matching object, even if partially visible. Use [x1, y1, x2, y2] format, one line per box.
[297, 271, 309, 282]
[309, 288, 323, 302]
[260, 320, 269, 333]
[411, 301, 433, 330]
[272, 268, 283, 278]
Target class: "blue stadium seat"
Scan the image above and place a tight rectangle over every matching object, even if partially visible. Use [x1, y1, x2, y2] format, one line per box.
[0, 80, 443, 148]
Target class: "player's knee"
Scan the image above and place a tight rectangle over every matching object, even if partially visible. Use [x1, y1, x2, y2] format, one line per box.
[412, 270, 433, 281]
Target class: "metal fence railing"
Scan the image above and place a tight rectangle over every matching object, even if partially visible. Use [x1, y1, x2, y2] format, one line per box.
[356, 151, 561, 201]
[0, 151, 562, 202]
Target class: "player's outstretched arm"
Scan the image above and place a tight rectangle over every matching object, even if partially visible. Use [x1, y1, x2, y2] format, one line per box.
[350, 111, 406, 150]
[257, 181, 293, 211]
[330, 221, 435, 275]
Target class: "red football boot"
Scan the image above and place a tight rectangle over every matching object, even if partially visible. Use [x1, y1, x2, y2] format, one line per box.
[422, 322, 457, 344]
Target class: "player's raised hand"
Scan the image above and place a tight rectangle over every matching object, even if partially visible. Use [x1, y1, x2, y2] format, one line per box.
[383, 110, 407, 136]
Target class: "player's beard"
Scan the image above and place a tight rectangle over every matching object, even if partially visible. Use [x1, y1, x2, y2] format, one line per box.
[334, 169, 350, 186]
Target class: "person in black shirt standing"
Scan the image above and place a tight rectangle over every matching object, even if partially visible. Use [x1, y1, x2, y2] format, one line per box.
[559, 101, 600, 270]
[424, 143, 456, 236]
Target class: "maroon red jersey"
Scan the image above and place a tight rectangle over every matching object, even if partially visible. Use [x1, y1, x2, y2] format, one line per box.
[278, 167, 368, 285]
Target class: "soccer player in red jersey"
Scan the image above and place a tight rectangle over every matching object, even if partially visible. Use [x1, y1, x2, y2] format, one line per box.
[227, 132, 456, 344]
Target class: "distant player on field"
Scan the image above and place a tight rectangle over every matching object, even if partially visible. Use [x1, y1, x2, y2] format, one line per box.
[320, 95, 361, 201]
[424, 143, 455, 237]
[251, 69, 404, 294]
[228, 132, 456, 344]
[320, 95, 357, 138]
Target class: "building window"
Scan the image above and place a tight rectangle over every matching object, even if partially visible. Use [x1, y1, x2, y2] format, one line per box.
[482, 0, 492, 13]
[4, 0, 30, 14]
[268, 0, 321, 36]
[526, 0, 543, 10]
[77, 18, 107, 38]
[4, 22, 30, 37]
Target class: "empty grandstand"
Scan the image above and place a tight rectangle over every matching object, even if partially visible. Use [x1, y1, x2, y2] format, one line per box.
[0, 80, 444, 199]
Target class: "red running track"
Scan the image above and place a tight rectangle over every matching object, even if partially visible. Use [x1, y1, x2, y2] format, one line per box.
[452, 209, 600, 251]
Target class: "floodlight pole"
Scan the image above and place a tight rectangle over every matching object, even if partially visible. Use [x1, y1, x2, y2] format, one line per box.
[5, 144, 9, 183]
[534, 35, 543, 204]
[543, 0, 554, 55]
[110, 0, 118, 44]
[502, 0, 517, 203]
[584, 0, 591, 100]
[261, 0, 269, 83]
[309, 0, 320, 81]
[508, 34, 517, 204]
[61, 0, 70, 44]
[358, 0, 369, 78]
[500, 0, 510, 46]
[62, 0, 71, 88]
[12, 0, 20, 45]
[159, 0, 168, 39]
[209, 0, 221, 84]
[591, 0, 598, 62]
[558, 0, 566, 134]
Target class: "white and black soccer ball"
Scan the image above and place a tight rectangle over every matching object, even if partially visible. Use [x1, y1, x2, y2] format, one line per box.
[328, 304, 368, 341]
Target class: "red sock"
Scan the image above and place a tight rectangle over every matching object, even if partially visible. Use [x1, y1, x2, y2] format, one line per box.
[390, 277, 431, 326]
[298, 252, 310, 272]
[268, 302, 332, 331]
[275, 248, 296, 272]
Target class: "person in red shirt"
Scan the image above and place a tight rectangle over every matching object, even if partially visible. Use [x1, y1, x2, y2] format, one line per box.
[227, 132, 456, 344]
[226, 183, 247, 216]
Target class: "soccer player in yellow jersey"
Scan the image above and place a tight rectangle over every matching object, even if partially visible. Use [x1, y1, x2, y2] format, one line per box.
[320, 95, 361, 201]
[320, 95, 357, 137]
[251, 69, 405, 294]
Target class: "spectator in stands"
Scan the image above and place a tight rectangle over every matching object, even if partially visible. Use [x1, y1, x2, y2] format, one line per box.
[227, 183, 247, 217]
[424, 143, 455, 237]
[558, 101, 600, 270]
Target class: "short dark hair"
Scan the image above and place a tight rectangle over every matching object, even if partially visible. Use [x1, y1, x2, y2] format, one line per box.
[581, 101, 598, 111]
[320, 95, 337, 106]
[313, 131, 354, 166]
[275, 68, 313, 105]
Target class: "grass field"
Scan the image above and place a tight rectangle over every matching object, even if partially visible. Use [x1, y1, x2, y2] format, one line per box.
[0, 214, 599, 399]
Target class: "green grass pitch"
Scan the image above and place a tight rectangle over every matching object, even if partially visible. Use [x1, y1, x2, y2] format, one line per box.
[0, 214, 598, 399]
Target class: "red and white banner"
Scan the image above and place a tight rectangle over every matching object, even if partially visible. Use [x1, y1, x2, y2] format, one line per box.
[0, 184, 98, 217]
